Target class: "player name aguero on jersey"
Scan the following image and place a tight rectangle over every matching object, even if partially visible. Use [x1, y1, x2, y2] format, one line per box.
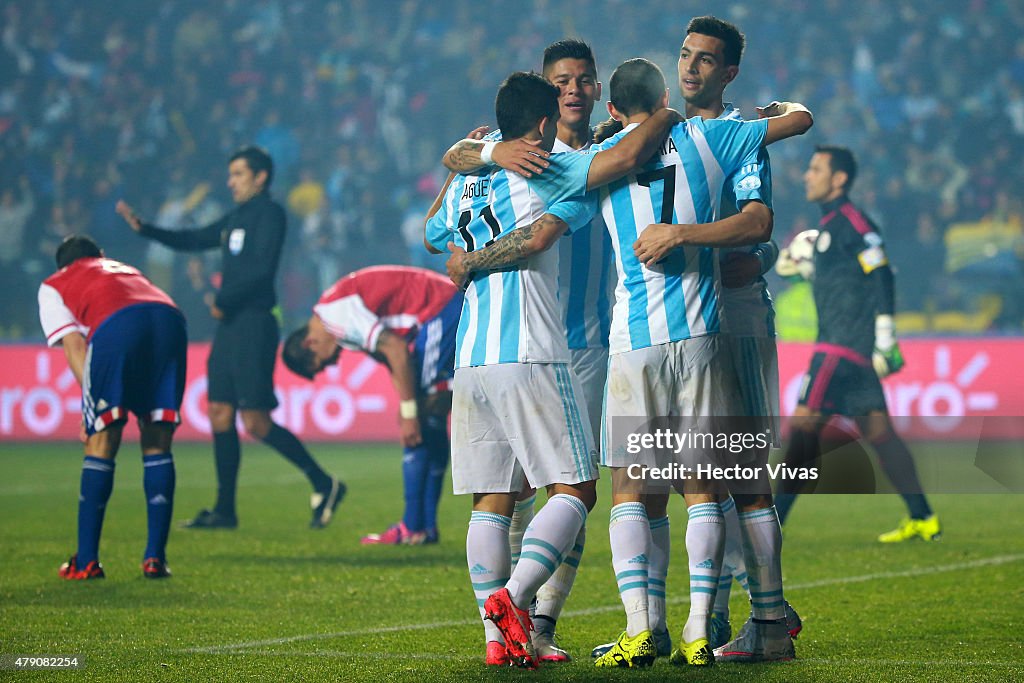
[627, 462, 820, 482]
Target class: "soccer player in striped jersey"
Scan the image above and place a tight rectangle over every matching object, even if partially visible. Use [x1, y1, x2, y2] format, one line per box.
[425, 72, 681, 669]
[39, 236, 186, 580]
[440, 38, 614, 664]
[669, 16, 804, 661]
[589, 58, 810, 668]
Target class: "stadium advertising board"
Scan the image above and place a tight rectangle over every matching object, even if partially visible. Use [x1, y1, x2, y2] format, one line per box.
[1, 340, 1021, 441]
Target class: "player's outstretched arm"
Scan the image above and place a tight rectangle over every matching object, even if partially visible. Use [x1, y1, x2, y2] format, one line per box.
[58, 332, 87, 387]
[375, 329, 423, 448]
[442, 137, 551, 177]
[757, 101, 814, 145]
[634, 201, 773, 267]
[445, 214, 568, 289]
[440, 125, 490, 172]
[586, 108, 683, 190]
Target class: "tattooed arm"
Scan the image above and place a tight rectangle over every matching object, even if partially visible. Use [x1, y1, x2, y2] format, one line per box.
[442, 138, 552, 177]
[445, 214, 568, 289]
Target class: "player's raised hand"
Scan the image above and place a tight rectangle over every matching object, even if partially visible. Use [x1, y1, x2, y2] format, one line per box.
[634, 223, 683, 267]
[493, 138, 550, 178]
[446, 242, 470, 290]
[466, 125, 490, 140]
[755, 101, 784, 118]
[115, 200, 142, 232]
[721, 251, 762, 288]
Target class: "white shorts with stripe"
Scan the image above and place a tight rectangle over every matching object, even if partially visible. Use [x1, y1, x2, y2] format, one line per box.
[569, 345, 609, 449]
[601, 334, 743, 469]
[726, 334, 781, 447]
[451, 362, 598, 495]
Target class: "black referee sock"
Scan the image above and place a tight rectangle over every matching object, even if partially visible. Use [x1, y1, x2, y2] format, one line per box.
[213, 429, 241, 518]
[870, 432, 932, 520]
[261, 423, 332, 492]
[774, 428, 820, 524]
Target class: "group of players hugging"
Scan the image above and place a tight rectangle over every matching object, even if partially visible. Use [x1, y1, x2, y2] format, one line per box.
[42, 14, 938, 671]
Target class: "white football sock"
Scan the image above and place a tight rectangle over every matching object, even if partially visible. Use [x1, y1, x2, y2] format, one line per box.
[507, 494, 587, 609]
[715, 496, 744, 618]
[682, 502, 724, 644]
[647, 515, 670, 634]
[467, 510, 511, 643]
[609, 502, 651, 637]
[534, 525, 585, 634]
[739, 505, 786, 621]
[508, 494, 535, 570]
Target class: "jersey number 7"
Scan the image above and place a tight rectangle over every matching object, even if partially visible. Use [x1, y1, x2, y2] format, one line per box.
[636, 166, 677, 224]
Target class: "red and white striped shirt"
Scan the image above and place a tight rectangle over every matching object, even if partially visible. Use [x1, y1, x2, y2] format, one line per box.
[38, 258, 176, 346]
[313, 266, 458, 352]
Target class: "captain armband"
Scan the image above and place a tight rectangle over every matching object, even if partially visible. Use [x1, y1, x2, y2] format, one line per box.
[857, 246, 888, 274]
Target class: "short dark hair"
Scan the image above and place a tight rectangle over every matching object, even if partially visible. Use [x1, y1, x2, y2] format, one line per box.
[609, 58, 666, 117]
[55, 235, 102, 269]
[593, 117, 624, 144]
[816, 145, 858, 189]
[686, 16, 745, 67]
[229, 145, 274, 189]
[542, 38, 596, 73]
[282, 325, 318, 380]
[494, 72, 560, 140]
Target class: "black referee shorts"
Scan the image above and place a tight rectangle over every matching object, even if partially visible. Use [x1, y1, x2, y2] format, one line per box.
[797, 344, 888, 416]
[207, 309, 279, 410]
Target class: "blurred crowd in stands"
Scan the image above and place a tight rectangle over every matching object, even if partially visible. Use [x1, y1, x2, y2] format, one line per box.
[1, 0, 1022, 341]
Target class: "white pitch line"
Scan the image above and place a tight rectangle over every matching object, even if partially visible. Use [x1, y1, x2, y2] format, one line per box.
[183, 552, 1024, 654]
[220, 651, 1024, 667]
[197, 651, 1024, 671]
[801, 658, 1023, 668]
[239, 650, 478, 661]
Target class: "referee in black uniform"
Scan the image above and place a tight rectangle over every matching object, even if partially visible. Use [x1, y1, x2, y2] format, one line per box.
[116, 146, 345, 530]
[773, 145, 940, 543]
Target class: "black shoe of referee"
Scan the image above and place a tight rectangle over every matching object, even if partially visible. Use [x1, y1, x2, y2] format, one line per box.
[310, 478, 346, 529]
[182, 508, 238, 529]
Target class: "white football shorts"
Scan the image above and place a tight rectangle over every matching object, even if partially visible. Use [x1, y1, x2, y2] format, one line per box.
[569, 345, 609, 449]
[726, 334, 781, 448]
[450, 362, 598, 495]
[601, 334, 743, 469]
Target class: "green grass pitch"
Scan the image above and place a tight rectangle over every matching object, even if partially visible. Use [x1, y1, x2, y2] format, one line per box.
[2, 442, 1023, 682]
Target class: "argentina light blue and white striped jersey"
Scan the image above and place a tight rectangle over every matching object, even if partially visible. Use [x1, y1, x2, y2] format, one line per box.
[550, 137, 614, 350]
[717, 104, 777, 338]
[425, 151, 595, 368]
[591, 115, 768, 354]
[469, 131, 615, 351]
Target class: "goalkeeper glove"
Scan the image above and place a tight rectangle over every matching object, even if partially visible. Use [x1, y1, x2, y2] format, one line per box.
[774, 246, 803, 281]
[872, 314, 905, 377]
